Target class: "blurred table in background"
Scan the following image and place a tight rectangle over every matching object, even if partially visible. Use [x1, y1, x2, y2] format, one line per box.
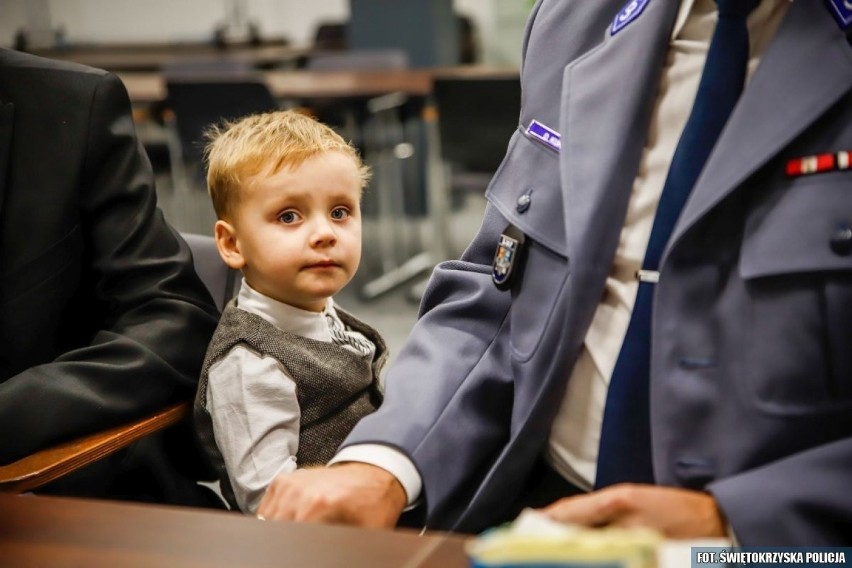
[29, 41, 309, 71]
[116, 66, 518, 104]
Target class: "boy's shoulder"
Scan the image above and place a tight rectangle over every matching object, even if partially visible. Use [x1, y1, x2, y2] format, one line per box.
[202, 304, 283, 369]
[213, 302, 284, 339]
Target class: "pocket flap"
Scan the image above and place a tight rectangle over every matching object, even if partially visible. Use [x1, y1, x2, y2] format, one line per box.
[740, 179, 852, 279]
[486, 128, 567, 257]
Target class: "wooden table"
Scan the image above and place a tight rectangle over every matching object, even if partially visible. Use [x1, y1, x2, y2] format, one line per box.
[0, 493, 470, 567]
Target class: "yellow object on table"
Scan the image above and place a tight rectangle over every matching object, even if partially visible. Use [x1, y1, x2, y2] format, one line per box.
[466, 509, 661, 568]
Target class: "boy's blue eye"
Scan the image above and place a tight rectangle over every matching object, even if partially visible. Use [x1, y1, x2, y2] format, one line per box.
[279, 211, 300, 224]
[331, 207, 349, 220]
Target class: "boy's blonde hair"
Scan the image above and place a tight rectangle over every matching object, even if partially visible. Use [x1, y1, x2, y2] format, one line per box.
[205, 110, 371, 219]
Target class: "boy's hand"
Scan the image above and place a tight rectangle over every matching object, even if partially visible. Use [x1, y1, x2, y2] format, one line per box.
[540, 484, 726, 539]
[257, 463, 407, 528]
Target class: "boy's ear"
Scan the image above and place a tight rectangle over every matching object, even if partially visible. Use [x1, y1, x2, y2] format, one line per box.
[214, 220, 246, 270]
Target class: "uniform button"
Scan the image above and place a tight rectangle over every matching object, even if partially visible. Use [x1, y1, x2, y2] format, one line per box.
[830, 225, 852, 256]
[516, 192, 532, 213]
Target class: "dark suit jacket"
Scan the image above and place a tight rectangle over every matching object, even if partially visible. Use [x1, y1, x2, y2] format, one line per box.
[0, 48, 220, 500]
[344, 1, 852, 543]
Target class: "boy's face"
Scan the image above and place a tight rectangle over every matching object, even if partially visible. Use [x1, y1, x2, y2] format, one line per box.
[218, 151, 363, 312]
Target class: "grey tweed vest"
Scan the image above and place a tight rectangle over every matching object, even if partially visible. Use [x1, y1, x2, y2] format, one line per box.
[194, 301, 387, 510]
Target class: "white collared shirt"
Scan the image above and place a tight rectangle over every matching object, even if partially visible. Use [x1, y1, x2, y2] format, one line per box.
[206, 280, 375, 513]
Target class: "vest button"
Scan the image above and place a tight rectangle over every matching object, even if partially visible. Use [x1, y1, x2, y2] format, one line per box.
[830, 225, 852, 256]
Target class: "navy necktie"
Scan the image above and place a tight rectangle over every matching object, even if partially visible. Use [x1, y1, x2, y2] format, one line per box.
[595, 0, 759, 489]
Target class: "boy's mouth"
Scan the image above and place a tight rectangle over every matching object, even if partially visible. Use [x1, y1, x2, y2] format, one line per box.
[304, 260, 340, 269]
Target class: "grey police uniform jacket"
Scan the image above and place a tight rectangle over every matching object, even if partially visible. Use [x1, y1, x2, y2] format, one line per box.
[195, 303, 386, 510]
[344, 0, 852, 544]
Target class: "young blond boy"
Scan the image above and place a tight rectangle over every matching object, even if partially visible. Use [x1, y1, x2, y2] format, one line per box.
[194, 110, 386, 513]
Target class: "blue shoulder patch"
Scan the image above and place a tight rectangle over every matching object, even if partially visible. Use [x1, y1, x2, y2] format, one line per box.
[611, 0, 651, 36]
[826, 0, 852, 30]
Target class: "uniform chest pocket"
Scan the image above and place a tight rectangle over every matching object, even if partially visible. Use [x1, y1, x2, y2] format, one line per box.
[739, 178, 852, 412]
[486, 129, 569, 361]
[740, 177, 852, 279]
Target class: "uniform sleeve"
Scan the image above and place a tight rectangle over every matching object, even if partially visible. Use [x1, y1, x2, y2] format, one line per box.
[0, 72, 219, 463]
[207, 345, 300, 514]
[709, 436, 852, 545]
[331, 444, 422, 505]
[340, 200, 516, 523]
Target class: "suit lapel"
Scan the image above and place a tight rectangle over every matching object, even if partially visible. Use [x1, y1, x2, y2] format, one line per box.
[0, 102, 12, 222]
[668, 0, 852, 252]
[559, 0, 678, 310]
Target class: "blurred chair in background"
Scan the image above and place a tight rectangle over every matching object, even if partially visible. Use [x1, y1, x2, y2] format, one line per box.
[166, 78, 276, 181]
[312, 21, 348, 52]
[144, 56, 255, 186]
[456, 14, 479, 64]
[162, 56, 261, 184]
[402, 74, 521, 302]
[182, 232, 240, 312]
[301, 49, 429, 300]
[432, 75, 521, 207]
[160, 60, 278, 233]
[303, 48, 410, 139]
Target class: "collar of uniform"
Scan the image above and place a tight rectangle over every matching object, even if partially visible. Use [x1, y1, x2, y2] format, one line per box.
[235, 279, 335, 343]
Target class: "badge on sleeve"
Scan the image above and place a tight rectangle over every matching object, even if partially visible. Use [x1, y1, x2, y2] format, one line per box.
[826, 0, 852, 30]
[492, 225, 526, 290]
[611, 0, 651, 36]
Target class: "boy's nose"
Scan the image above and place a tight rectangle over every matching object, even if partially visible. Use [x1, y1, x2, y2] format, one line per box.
[310, 219, 337, 247]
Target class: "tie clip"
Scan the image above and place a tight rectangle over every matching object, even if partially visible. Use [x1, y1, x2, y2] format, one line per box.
[636, 269, 660, 283]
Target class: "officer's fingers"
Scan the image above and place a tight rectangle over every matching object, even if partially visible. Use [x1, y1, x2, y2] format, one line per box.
[288, 488, 397, 528]
[540, 495, 608, 527]
[257, 466, 402, 527]
[257, 472, 306, 521]
[540, 485, 640, 527]
[289, 489, 349, 524]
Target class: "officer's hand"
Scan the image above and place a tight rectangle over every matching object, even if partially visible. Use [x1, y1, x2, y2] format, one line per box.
[540, 484, 726, 538]
[256, 463, 407, 528]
